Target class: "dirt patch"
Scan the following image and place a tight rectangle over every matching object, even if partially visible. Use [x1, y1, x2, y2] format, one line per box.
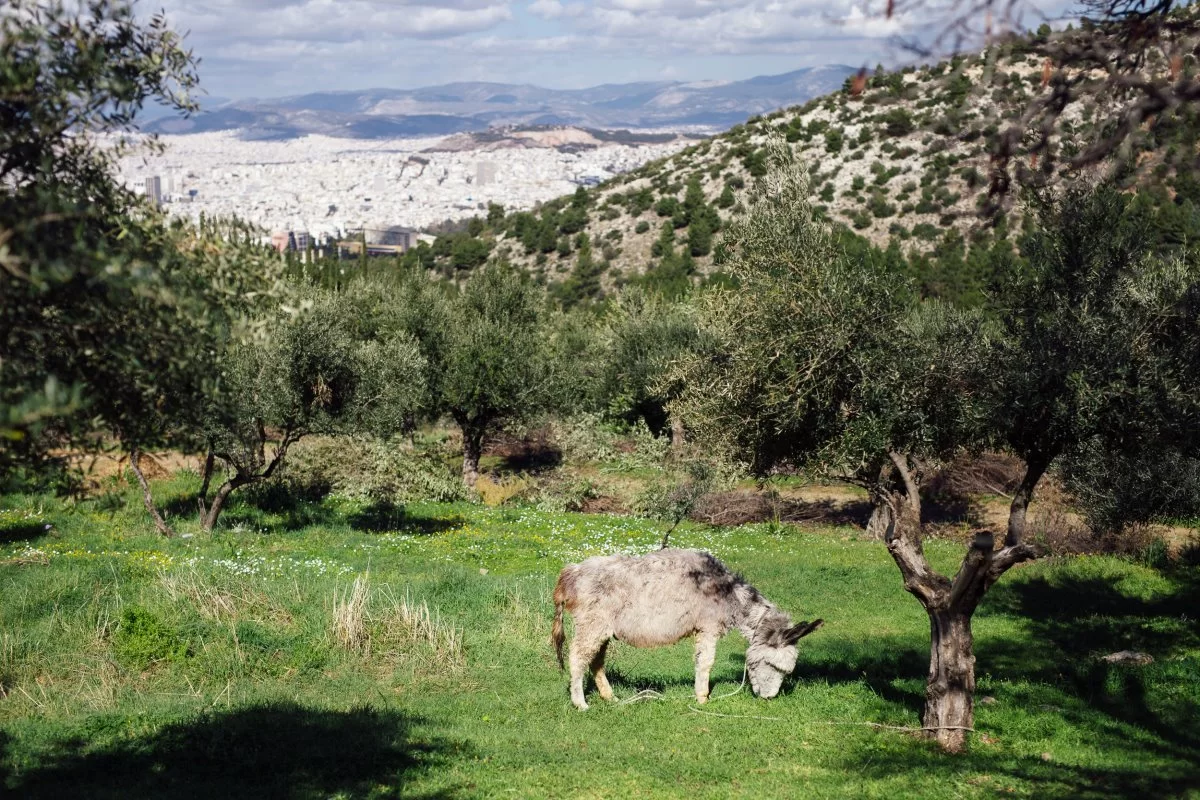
[53, 448, 199, 490]
[691, 489, 872, 528]
[579, 496, 627, 515]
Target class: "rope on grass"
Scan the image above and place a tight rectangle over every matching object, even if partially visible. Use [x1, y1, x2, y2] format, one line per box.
[688, 705, 781, 721]
[711, 664, 749, 701]
[817, 721, 977, 733]
[617, 689, 663, 705]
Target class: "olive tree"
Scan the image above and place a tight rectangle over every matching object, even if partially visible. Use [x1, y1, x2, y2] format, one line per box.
[672, 143, 1020, 752]
[673, 143, 1200, 751]
[198, 291, 425, 530]
[596, 289, 706, 449]
[991, 184, 1200, 543]
[375, 266, 549, 489]
[1, 0, 200, 468]
[0, 1, 293, 534]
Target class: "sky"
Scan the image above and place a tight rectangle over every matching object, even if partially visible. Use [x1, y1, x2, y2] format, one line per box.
[146, 0, 932, 100]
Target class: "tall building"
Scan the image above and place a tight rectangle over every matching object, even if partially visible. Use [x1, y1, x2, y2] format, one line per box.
[144, 176, 162, 208]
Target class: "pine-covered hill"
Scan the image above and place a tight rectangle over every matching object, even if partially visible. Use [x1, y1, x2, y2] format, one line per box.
[399, 27, 1200, 307]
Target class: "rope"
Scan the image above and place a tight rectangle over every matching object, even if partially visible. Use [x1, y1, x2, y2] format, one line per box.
[688, 706, 781, 721]
[617, 689, 663, 705]
[711, 663, 749, 700]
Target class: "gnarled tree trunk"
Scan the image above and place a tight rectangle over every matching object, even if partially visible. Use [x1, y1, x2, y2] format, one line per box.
[876, 453, 1039, 752]
[924, 609, 976, 752]
[129, 447, 174, 537]
[200, 474, 249, 532]
[199, 429, 299, 532]
[460, 422, 485, 490]
[1006, 453, 1051, 546]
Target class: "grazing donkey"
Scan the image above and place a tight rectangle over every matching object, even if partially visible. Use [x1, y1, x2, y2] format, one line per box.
[551, 549, 823, 709]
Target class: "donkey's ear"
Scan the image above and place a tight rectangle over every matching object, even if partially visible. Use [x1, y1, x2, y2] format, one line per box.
[785, 619, 824, 644]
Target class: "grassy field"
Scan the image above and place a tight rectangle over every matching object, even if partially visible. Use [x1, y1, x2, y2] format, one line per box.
[1, 474, 1198, 799]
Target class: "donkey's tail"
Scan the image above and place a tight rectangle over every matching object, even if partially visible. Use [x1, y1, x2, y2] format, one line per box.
[551, 568, 573, 670]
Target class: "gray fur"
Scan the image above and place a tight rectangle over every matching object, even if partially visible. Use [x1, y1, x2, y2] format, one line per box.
[551, 548, 823, 709]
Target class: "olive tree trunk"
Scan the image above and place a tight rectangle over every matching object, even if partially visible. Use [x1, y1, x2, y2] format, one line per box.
[1006, 453, 1051, 546]
[129, 447, 175, 537]
[669, 414, 686, 453]
[461, 426, 485, 490]
[876, 452, 1039, 752]
[198, 429, 298, 532]
[923, 609, 976, 752]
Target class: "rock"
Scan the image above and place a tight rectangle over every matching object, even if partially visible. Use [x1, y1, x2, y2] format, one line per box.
[1102, 650, 1154, 665]
[978, 695, 997, 706]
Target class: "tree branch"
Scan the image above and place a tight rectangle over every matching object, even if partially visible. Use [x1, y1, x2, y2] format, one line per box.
[949, 530, 996, 610]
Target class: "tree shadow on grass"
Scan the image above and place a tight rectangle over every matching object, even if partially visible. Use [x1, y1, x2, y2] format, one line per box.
[347, 501, 464, 536]
[0, 522, 49, 545]
[979, 568, 1200, 762]
[829, 737, 1200, 800]
[817, 567, 1200, 798]
[4, 702, 462, 800]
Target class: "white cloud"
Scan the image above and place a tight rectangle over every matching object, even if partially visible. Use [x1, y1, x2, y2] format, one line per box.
[146, 0, 949, 97]
[161, 0, 512, 42]
[527, 0, 563, 19]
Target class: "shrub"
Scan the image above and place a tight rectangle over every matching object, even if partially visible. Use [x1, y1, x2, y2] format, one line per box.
[284, 436, 468, 504]
[655, 196, 680, 217]
[913, 222, 940, 240]
[882, 108, 915, 137]
[867, 194, 896, 218]
[113, 606, 189, 670]
[635, 220, 651, 234]
[824, 128, 844, 154]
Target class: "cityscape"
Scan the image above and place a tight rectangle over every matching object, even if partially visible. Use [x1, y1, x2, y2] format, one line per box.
[120, 127, 694, 251]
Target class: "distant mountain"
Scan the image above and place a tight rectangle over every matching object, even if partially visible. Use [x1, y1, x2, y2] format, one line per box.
[144, 67, 857, 139]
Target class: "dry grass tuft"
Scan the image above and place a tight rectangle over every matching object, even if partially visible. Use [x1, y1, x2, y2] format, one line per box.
[160, 570, 237, 620]
[373, 587, 465, 671]
[333, 573, 371, 654]
[476, 475, 533, 507]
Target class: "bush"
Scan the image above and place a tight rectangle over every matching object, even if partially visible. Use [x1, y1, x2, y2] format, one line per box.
[824, 128, 844, 154]
[283, 436, 468, 504]
[1060, 441, 1200, 536]
[635, 220, 651, 234]
[113, 607, 189, 670]
[550, 413, 620, 464]
[867, 195, 896, 219]
[882, 108, 915, 137]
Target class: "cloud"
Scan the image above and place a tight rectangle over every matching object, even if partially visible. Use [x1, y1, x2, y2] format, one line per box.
[146, 0, 945, 98]
[527, 0, 563, 19]
[161, 0, 512, 42]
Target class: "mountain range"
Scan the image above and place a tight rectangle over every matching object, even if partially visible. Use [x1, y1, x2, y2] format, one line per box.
[146, 66, 857, 139]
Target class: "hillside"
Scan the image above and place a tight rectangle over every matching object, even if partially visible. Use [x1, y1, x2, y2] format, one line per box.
[397, 31, 1200, 307]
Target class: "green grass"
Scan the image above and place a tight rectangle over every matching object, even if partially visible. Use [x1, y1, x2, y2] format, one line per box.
[1, 479, 1198, 798]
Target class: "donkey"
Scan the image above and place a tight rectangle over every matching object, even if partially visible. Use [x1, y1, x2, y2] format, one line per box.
[551, 549, 823, 709]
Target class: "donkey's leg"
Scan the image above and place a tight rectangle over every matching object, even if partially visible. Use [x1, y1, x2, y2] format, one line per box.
[693, 631, 719, 704]
[590, 640, 614, 702]
[569, 631, 607, 710]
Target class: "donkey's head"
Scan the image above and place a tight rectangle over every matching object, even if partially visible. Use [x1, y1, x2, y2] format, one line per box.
[745, 614, 824, 699]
